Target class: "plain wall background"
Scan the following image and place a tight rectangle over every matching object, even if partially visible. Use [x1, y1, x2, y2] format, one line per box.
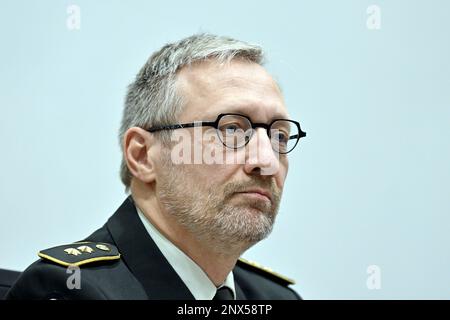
[0, 0, 449, 299]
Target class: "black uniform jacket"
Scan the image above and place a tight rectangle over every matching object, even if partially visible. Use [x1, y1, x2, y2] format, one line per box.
[6, 197, 301, 300]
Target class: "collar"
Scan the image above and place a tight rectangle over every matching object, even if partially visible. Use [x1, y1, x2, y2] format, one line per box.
[136, 205, 236, 300]
[106, 197, 195, 299]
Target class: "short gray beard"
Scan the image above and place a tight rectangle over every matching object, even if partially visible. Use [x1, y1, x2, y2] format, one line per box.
[158, 154, 281, 255]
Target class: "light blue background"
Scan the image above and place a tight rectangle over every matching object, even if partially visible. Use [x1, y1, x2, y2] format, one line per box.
[1, 0, 449, 299]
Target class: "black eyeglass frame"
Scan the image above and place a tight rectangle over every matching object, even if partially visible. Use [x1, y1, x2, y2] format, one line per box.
[146, 113, 307, 154]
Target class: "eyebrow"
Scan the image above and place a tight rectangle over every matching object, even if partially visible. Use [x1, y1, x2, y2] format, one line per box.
[214, 105, 290, 122]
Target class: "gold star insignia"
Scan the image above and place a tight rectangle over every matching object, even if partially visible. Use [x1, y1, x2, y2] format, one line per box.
[96, 244, 110, 251]
[77, 245, 94, 253]
[64, 248, 82, 256]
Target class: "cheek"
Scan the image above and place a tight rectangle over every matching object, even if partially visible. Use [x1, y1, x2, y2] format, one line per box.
[189, 162, 240, 193]
[198, 163, 238, 184]
[198, 134, 242, 182]
[276, 158, 289, 188]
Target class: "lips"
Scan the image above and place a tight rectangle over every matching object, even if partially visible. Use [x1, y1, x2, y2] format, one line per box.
[236, 188, 273, 203]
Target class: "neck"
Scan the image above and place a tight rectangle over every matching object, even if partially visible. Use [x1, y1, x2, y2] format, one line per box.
[131, 182, 249, 286]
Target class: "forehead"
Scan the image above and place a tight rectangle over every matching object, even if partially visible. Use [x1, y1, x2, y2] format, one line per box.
[176, 59, 289, 122]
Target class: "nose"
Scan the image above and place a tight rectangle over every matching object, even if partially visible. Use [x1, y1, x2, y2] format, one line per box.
[243, 128, 280, 176]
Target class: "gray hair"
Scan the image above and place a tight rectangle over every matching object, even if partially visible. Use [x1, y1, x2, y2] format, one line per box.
[119, 33, 265, 192]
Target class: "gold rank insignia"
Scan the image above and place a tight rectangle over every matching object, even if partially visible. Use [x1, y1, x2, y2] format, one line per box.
[237, 257, 296, 286]
[96, 244, 110, 251]
[77, 245, 94, 253]
[64, 248, 82, 256]
[38, 242, 120, 267]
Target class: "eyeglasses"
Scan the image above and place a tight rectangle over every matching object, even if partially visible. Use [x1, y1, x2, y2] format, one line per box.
[147, 113, 306, 154]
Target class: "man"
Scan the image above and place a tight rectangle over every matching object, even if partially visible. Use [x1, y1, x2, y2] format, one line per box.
[6, 34, 306, 300]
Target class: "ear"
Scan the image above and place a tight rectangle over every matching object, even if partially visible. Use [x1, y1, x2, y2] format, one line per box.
[123, 127, 158, 185]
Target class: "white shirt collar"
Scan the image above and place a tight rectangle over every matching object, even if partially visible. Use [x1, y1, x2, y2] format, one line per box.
[136, 206, 236, 300]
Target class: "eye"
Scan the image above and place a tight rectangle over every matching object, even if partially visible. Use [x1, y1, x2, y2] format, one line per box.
[221, 123, 242, 134]
[272, 130, 289, 143]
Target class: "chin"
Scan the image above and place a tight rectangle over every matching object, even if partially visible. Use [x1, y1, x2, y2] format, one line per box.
[231, 199, 272, 215]
[243, 204, 274, 218]
[245, 207, 269, 217]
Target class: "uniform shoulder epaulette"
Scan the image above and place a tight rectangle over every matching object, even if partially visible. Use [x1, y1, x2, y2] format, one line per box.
[38, 241, 121, 267]
[237, 257, 295, 286]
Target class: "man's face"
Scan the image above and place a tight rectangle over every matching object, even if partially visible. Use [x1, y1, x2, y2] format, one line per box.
[155, 59, 289, 251]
